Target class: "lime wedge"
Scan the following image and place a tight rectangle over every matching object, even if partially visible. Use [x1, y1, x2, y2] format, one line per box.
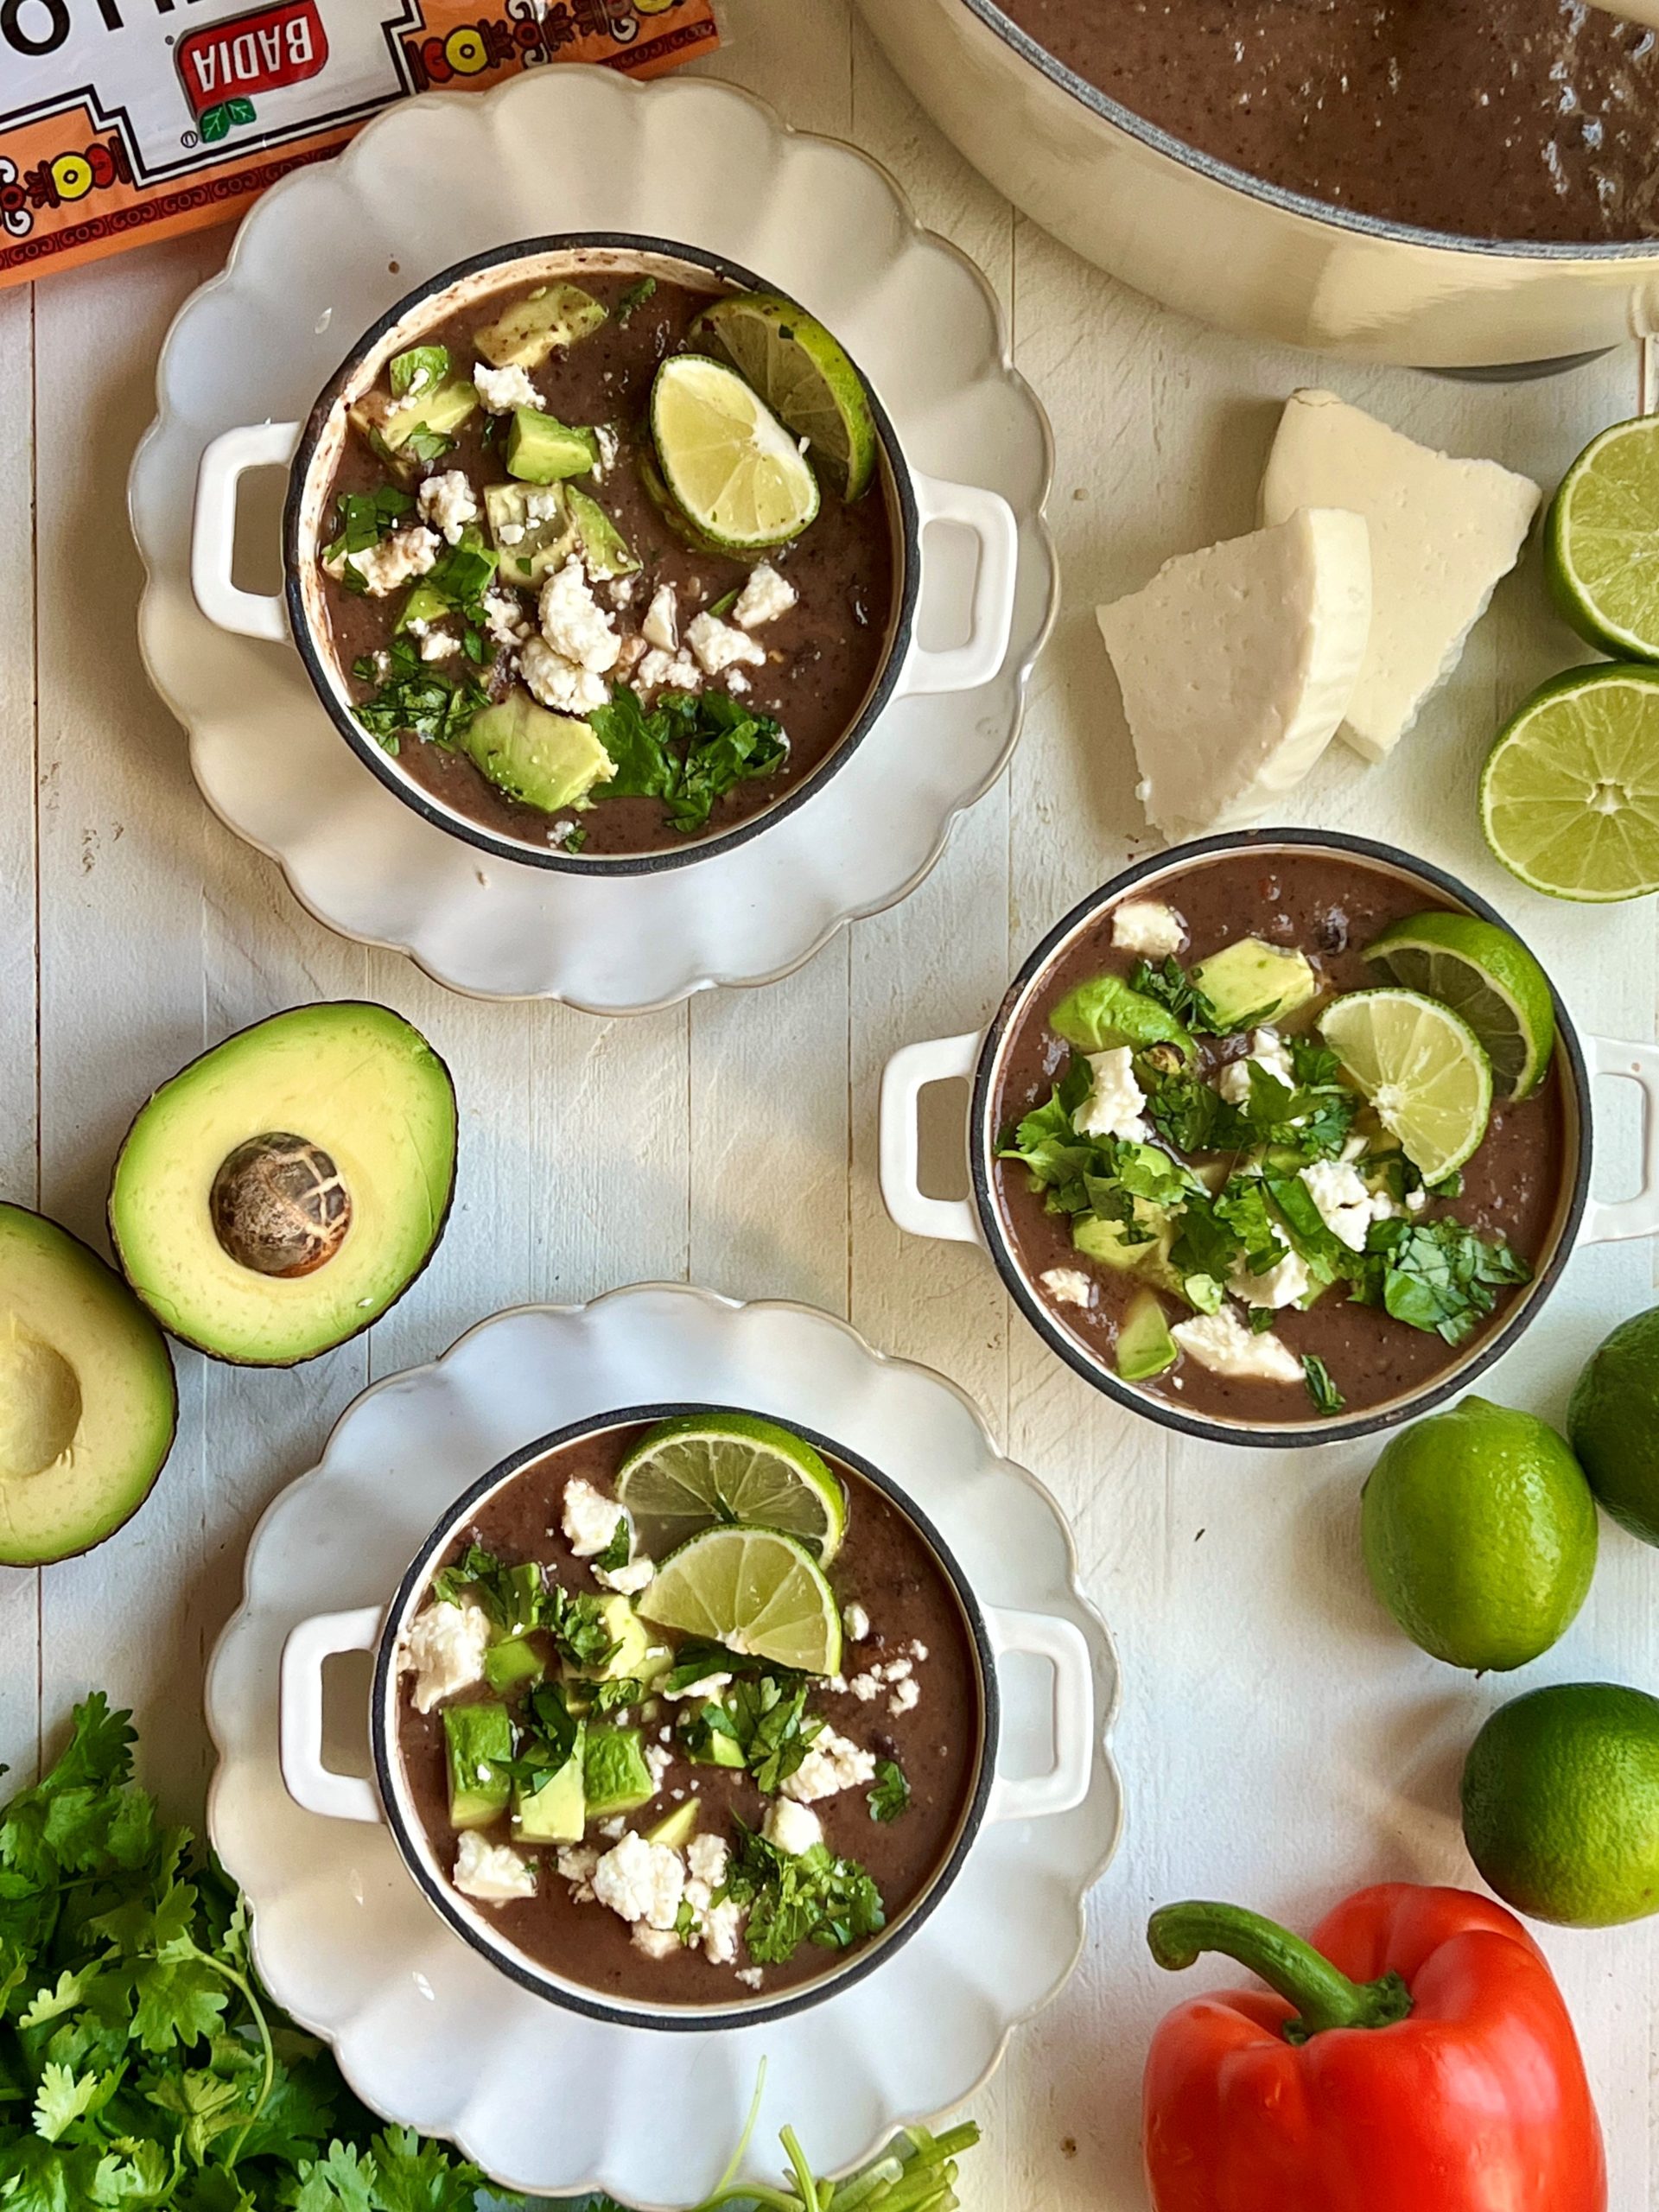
[638, 1526, 842, 1677]
[650, 354, 820, 551]
[1363, 912, 1555, 1102]
[1546, 415, 1659, 658]
[1480, 665, 1659, 903]
[615, 1411, 847, 1562]
[1319, 988, 1493, 1183]
[695, 292, 877, 501]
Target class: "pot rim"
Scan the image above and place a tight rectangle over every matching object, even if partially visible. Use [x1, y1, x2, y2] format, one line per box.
[959, 0, 1659, 265]
[965, 828, 1592, 1450]
[366, 1400, 1001, 2032]
[281, 232, 922, 878]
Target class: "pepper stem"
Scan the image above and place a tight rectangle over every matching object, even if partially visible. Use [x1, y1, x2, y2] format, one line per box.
[1147, 1901, 1413, 2043]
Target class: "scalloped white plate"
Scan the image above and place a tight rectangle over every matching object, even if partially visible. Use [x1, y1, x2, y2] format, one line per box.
[130, 71, 1056, 1013]
[204, 1287, 1121, 2205]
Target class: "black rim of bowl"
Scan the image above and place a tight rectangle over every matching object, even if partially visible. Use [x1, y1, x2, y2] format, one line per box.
[959, 0, 1659, 264]
[367, 1401, 1002, 2031]
[965, 828, 1592, 1451]
[282, 232, 923, 877]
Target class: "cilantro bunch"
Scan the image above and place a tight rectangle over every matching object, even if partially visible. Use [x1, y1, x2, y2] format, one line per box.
[0, 1698, 978, 2212]
[588, 688, 788, 836]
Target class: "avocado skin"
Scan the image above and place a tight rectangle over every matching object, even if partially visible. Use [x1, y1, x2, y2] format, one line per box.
[0, 1204, 177, 1567]
[106, 1001, 458, 1370]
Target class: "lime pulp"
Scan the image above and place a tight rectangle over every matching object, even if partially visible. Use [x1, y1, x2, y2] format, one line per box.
[615, 1411, 847, 1562]
[1319, 987, 1493, 1184]
[1480, 665, 1659, 904]
[638, 1524, 843, 1677]
[695, 291, 878, 502]
[1546, 413, 1659, 659]
[1363, 910, 1555, 1101]
[650, 353, 820, 551]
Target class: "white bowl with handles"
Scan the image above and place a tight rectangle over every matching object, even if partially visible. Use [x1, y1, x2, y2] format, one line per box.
[880, 830, 1659, 1450]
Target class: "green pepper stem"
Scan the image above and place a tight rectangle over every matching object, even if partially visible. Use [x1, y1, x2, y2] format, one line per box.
[1147, 1901, 1413, 2042]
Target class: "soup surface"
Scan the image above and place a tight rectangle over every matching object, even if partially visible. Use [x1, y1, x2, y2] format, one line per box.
[317, 268, 895, 858]
[992, 850, 1568, 1425]
[996, 0, 1659, 244]
[394, 1416, 982, 2005]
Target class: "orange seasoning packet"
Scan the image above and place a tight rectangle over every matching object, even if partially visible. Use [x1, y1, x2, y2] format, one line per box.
[0, 0, 721, 292]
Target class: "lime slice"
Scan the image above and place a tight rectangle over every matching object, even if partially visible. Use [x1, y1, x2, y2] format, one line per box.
[1319, 988, 1493, 1183]
[695, 292, 877, 501]
[638, 1526, 842, 1677]
[1546, 415, 1659, 658]
[1480, 665, 1659, 903]
[615, 1411, 847, 1562]
[650, 354, 820, 551]
[1363, 911, 1555, 1101]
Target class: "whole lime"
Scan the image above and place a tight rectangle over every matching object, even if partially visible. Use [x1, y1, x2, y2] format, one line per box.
[1568, 1306, 1659, 1548]
[1461, 1682, 1659, 1926]
[1362, 1397, 1598, 1671]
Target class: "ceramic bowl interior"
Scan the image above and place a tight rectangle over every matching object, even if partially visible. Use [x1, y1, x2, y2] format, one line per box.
[367, 1402, 1000, 2031]
[283, 234, 918, 876]
[969, 830, 1591, 1448]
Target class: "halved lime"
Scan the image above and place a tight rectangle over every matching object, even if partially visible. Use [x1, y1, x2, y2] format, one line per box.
[695, 292, 877, 501]
[1363, 912, 1555, 1101]
[650, 354, 820, 551]
[638, 1526, 842, 1677]
[1546, 415, 1659, 658]
[1319, 988, 1493, 1183]
[615, 1411, 846, 1562]
[1480, 665, 1659, 903]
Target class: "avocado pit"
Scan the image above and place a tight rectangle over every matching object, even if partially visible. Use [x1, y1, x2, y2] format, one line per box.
[0, 1320, 83, 1481]
[210, 1134, 352, 1280]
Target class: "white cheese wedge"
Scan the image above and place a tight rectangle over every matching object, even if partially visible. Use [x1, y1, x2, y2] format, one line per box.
[1096, 508, 1371, 838]
[1259, 391, 1541, 761]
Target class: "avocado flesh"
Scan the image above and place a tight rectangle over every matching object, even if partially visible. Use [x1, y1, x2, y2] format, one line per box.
[1192, 938, 1318, 1031]
[583, 1725, 657, 1817]
[444, 1701, 513, 1829]
[684, 1700, 746, 1769]
[565, 487, 639, 579]
[1116, 1289, 1179, 1382]
[474, 283, 607, 371]
[108, 1002, 457, 1368]
[506, 408, 601, 486]
[582, 1595, 651, 1683]
[0, 1205, 175, 1566]
[645, 1802, 700, 1850]
[351, 376, 479, 460]
[484, 1636, 545, 1693]
[483, 482, 576, 588]
[513, 1733, 586, 1845]
[463, 691, 615, 815]
[1073, 1204, 1178, 1289]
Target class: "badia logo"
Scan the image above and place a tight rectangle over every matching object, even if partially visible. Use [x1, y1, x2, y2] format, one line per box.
[175, 1, 329, 130]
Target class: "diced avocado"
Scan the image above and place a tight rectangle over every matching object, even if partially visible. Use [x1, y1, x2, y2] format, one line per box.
[350, 376, 479, 459]
[1051, 974, 1194, 1060]
[474, 283, 608, 371]
[583, 1726, 658, 1817]
[683, 1699, 746, 1769]
[484, 1636, 545, 1693]
[462, 690, 616, 815]
[513, 1730, 586, 1845]
[397, 580, 450, 632]
[565, 486, 640, 580]
[1192, 938, 1318, 1033]
[443, 1701, 513, 1831]
[645, 1802, 700, 1851]
[483, 481, 576, 588]
[1073, 1203, 1176, 1284]
[1116, 1290, 1178, 1382]
[571, 1593, 652, 1684]
[506, 408, 601, 486]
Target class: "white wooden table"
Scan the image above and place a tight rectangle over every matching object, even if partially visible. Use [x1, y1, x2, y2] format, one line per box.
[4, 4, 1658, 2203]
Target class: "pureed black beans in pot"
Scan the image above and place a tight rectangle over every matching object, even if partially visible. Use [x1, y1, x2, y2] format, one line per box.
[316, 268, 896, 859]
[991, 850, 1567, 1427]
[394, 1421, 981, 2007]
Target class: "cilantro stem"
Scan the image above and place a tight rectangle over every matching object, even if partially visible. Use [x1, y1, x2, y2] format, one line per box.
[188, 1940, 276, 2169]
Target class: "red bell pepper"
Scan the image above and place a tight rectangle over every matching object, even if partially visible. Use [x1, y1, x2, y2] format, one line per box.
[1143, 1883, 1605, 2212]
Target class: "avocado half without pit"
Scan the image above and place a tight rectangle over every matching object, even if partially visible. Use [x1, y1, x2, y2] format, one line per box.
[0, 1205, 176, 1566]
[108, 1002, 458, 1366]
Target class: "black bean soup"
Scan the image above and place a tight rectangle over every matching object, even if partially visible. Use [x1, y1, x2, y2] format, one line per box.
[394, 1419, 982, 2005]
[318, 268, 896, 858]
[993, 851, 1567, 1426]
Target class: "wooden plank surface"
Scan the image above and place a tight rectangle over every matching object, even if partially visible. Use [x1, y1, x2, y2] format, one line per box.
[2, 3, 1657, 2204]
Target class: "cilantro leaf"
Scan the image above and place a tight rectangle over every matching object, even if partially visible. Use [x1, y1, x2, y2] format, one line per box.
[283, 2140, 377, 2212]
[722, 1823, 886, 1966]
[350, 637, 487, 756]
[867, 1760, 911, 1823]
[388, 346, 449, 401]
[365, 2125, 486, 2212]
[614, 277, 658, 326]
[322, 486, 414, 569]
[1352, 1217, 1531, 1344]
[592, 1520, 632, 1576]
[1302, 1355, 1344, 1414]
[504, 1683, 579, 1801]
[1127, 956, 1280, 1037]
[429, 1547, 541, 1637]
[31, 2061, 100, 2143]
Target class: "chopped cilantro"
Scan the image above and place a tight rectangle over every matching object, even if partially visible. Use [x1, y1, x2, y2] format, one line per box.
[505, 1681, 579, 1798]
[1128, 955, 1280, 1037]
[351, 634, 488, 754]
[399, 422, 455, 464]
[615, 276, 658, 324]
[1247, 1305, 1277, 1334]
[1302, 1354, 1344, 1414]
[673, 1664, 824, 1793]
[1351, 1216, 1531, 1344]
[322, 481, 414, 575]
[868, 1758, 911, 1822]
[722, 1821, 887, 1966]
[389, 342, 449, 398]
[561, 822, 588, 854]
[589, 1675, 641, 1714]
[589, 684, 788, 836]
[430, 1544, 543, 1636]
[593, 1518, 632, 1574]
[543, 1585, 621, 1673]
[422, 524, 499, 625]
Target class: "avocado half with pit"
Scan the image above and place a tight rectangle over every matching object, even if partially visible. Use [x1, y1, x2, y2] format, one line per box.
[108, 1002, 457, 1367]
[0, 1205, 176, 1565]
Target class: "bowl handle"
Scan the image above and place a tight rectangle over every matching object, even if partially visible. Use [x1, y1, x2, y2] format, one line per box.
[1580, 1035, 1659, 1245]
[191, 421, 301, 642]
[982, 1606, 1096, 1823]
[280, 1606, 385, 1824]
[898, 473, 1019, 696]
[879, 1032, 983, 1245]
